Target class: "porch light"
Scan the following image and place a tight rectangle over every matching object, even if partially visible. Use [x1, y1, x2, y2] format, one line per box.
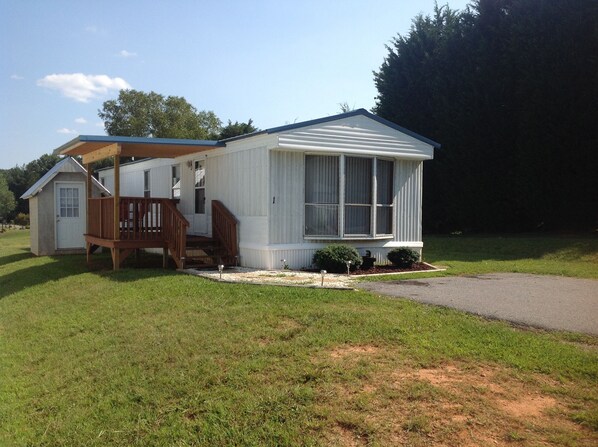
[218, 264, 224, 279]
[345, 260, 352, 276]
[320, 270, 327, 286]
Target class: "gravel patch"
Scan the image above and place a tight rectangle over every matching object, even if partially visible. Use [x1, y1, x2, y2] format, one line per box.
[182, 267, 356, 289]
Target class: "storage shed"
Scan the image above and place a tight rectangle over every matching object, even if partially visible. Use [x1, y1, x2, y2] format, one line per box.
[20, 157, 110, 255]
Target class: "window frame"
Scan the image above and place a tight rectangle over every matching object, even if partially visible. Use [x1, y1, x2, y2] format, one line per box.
[171, 164, 181, 199]
[303, 153, 394, 240]
[143, 170, 151, 198]
[194, 160, 206, 214]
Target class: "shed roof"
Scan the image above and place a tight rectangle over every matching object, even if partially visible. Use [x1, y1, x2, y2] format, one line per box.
[20, 157, 110, 199]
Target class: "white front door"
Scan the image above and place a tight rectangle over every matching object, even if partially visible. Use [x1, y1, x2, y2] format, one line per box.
[55, 182, 86, 249]
[192, 159, 207, 234]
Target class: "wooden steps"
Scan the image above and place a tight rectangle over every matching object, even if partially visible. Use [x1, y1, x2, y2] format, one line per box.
[183, 235, 237, 269]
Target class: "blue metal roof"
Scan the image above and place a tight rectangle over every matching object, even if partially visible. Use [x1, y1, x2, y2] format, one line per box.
[221, 108, 441, 148]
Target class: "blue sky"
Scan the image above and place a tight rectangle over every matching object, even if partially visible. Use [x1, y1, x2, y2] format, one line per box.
[0, 0, 470, 168]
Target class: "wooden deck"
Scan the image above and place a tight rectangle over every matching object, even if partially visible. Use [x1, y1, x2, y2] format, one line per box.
[86, 196, 238, 270]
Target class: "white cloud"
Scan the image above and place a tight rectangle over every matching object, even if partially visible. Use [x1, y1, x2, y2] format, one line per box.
[118, 50, 137, 58]
[95, 122, 105, 128]
[10, 74, 24, 80]
[57, 128, 77, 134]
[74, 117, 87, 124]
[37, 73, 131, 102]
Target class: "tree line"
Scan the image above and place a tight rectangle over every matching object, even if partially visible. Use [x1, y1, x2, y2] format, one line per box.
[374, 0, 597, 232]
[0, 90, 257, 223]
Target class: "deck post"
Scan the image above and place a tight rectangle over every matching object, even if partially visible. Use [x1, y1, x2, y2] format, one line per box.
[113, 152, 120, 270]
[85, 162, 92, 264]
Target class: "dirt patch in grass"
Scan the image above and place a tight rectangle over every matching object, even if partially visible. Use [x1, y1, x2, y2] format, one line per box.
[498, 395, 558, 418]
[326, 422, 368, 447]
[317, 359, 597, 446]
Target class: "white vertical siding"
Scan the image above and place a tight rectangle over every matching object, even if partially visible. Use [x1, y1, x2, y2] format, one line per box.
[208, 147, 268, 217]
[149, 164, 171, 198]
[98, 158, 174, 197]
[269, 150, 304, 244]
[395, 160, 423, 242]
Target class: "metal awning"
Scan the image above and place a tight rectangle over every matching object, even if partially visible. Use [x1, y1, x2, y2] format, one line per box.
[53, 135, 225, 164]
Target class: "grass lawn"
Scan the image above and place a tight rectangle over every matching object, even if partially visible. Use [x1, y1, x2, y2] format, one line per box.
[359, 234, 598, 281]
[1, 230, 597, 446]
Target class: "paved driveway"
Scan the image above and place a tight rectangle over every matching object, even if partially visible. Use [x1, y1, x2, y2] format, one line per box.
[359, 273, 598, 335]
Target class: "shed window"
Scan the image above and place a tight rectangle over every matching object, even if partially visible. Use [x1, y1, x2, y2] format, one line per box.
[59, 187, 79, 218]
[305, 155, 394, 238]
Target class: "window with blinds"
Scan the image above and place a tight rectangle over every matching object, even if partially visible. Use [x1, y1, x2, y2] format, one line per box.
[376, 159, 394, 235]
[305, 155, 339, 236]
[305, 154, 394, 238]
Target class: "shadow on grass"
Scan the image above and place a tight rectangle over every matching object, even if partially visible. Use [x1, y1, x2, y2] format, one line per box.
[0, 250, 181, 300]
[0, 251, 34, 267]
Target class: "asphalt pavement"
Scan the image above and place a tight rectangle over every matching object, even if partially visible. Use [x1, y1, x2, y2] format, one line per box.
[359, 273, 598, 335]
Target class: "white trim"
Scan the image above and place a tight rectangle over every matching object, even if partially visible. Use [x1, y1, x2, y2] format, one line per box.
[277, 143, 432, 160]
[21, 157, 109, 199]
[239, 240, 423, 251]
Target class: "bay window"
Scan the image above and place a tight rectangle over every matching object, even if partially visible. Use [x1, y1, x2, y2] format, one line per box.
[305, 154, 394, 238]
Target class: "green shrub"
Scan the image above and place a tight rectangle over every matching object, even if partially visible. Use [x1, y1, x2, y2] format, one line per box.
[14, 213, 29, 227]
[387, 248, 419, 268]
[313, 244, 362, 273]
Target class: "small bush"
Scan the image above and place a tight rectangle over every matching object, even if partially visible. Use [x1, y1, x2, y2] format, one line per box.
[313, 244, 362, 273]
[14, 213, 29, 227]
[387, 248, 419, 268]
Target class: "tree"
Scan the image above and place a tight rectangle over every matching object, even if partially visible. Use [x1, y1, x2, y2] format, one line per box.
[4, 153, 61, 218]
[338, 102, 355, 113]
[0, 173, 16, 226]
[218, 119, 258, 139]
[374, 0, 598, 232]
[98, 89, 221, 140]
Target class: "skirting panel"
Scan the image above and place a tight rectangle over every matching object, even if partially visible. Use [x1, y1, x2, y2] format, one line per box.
[239, 243, 423, 270]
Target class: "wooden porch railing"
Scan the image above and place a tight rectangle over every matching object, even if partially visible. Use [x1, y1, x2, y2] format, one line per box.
[212, 200, 238, 260]
[161, 200, 189, 268]
[87, 196, 188, 268]
[88, 196, 115, 240]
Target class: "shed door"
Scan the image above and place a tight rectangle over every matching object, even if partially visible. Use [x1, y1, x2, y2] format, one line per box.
[55, 182, 86, 249]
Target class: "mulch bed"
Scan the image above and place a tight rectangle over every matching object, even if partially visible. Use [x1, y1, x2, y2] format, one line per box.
[303, 262, 435, 276]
